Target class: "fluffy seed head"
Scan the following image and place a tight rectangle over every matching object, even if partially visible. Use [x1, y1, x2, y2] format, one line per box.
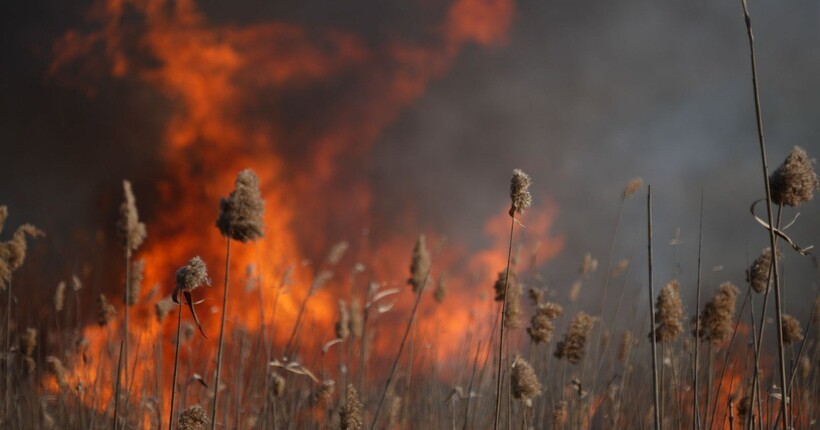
[0, 223, 44, 291]
[433, 272, 447, 303]
[747, 248, 780, 294]
[178, 405, 209, 430]
[117, 181, 146, 252]
[0, 206, 6, 234]
[781, 314, 804, 345]
[96, 294, 116, 327]
[568, 281, 582, 302]
[155, 297, 176, 323]
[552, 401, 569, 428]
[126, 259, 145, 306]
[694, 282, 740, 345]
[509, 169, 532, 216]
[528, 287, 544, 306]
[504, 279, 523, 329]
[317, 379, 335, 404]
[340, 384, 363, 430]
[349, 299, 363, 339]
[335, 300, 350, 340]
[493, 270, 518, 302]
[511, 355, 541, 400]
[46, 356, 68, 388]
[54, 281, 66, 313]
[653, 280, 685, 342]
[216, 169, 265, 242]
[527, 302, 563, 344]
[612, 259, 630, 277]
[408, 235, 431, 293]
[21, 327, 37, 357]
[580, 253, 598, 279]
[769, 146, 818, 207]
[623, 177, 644, 199]
[175, 256, 211, 294]
[554, 312, 596, 364]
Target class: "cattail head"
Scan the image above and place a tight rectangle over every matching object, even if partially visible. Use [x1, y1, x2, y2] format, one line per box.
[781, 314, 804, 345]
[340, 384, 363, 430]
[54, 281, 66, 313]
[527, 302, 563, 344]
[335, 300, 350, 340]
[653, 280, 685, 342]
[178, 404, 209, 430]
[408, 235, 431, 293]
[216, 169, 265, 242]
[0, 223, 44, 291]
[350, 298, 363, 339]
[433, 272, 447, 303]
[552, 401, 569, 428]
[618, 330, 634, 362]
[504, 279, 523, 329]
[155, 297, 176, 323]
[509, 169, 532, 217]
[46, 356, 68, 388]
[270, 372, 285, 397]
[126, 259, 145, 306]
[623, 177, 644, 199]
[116, 180, 146, 252]
[694, 282, 740, 345]
[21, 327, 37, 357]
[747, 248, 780, 294]
[770, 146, 818, 207]
[174, 256, 211, 295]
[554, 311, 596, 364]
[511, 355, 541, 400]
[96, 294, 116, 327]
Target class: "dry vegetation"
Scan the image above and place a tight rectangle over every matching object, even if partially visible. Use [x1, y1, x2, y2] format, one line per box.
[1, 3, 820, 430]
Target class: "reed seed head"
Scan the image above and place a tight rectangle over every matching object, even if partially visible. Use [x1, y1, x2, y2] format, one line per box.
[21, 327, 37, 357]
[611, 259, 630, 278]
[54, 281, 66, 313]
[511, 355, 541, 400]
[493, 270, 517, 302]
[175, 256, 211, 294]
[317, 379, 335, 404]
[568, 281, 582, 302]
[0, 223, 44, 291]
[340, 384, 363, 430]
[0, 206, 6, 234]
[770, 146, 818, 207]
[781, 314, 804, 345]
[747, 248, 779, 294]
[350, 299, 363, 339]
[126, 259, 145, 306]
[46, 356, 68, 388]
[96, 294, 116, 327]
[335, 299, 350, 340]
[326, 241, 349, 265]
[527, 302, 563, 344]
[408, 234, 431, 293]
[504, 279, 523, 329]
[216, 169, 265, 242]
[694, 282, 740, 345]
[178, 404, 209, 430]
[155, 297, 176, 323]
[116, 180, 146, 252]
[528, 287, 544, 306]
[552, 401, 568, 428]
[509, 169, 533, 217]
[623, 177, 644, 199]
[653, 280, 685, 342]
[433, 272, 446, 303]
[554, 311, 596, 364]
[580, 253, 598, 279]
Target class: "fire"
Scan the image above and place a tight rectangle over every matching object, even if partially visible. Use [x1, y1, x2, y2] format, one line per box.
[46, 0, 571, 422]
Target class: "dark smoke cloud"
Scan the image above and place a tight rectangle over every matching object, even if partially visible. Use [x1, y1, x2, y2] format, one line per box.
[1, 0, 819, 318]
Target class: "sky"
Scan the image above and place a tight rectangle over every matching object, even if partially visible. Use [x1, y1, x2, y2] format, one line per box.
[1, 0, 819, 317]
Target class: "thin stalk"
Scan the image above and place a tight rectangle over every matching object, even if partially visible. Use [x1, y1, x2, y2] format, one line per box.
[368, 265, 433, 430]
[647, 186, 662, 430]
[120, 251, 131, 430]
[168, 302, 183, 430]
[211, 237, 232, 429]
[492, 215, 517, 430]
[738, 1, 790, 427]
[112, 340, 124, 430]
[694, 191, 704, 430]
[4, 279, 11, 422]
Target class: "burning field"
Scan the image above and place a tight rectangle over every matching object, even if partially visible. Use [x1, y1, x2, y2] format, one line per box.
[1, 0, 819, 429]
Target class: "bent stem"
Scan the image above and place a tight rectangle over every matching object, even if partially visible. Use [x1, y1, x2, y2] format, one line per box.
[168, 302, 183, 430]
[211, 237, 232, 429]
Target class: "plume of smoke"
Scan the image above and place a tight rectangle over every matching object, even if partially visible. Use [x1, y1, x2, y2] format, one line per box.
[511, 355, 541, 400]
[652, 280, 685, 342]
[554, 311, 596, 364]
[769, 146, 819, 207]
[781, 314, 803, 345]
[340, 384, 363, 430]
[746, 248, 779, 294]
[96, 294, 116, 327]
[407, 234, 431, 293]
[527, 302, 563, 344]
[216, 169, 265, 243]
[509, 169, 532, 217]
[178, 404, 209, 430]
[116, 180, 147, 252]
[335, 300, 350, 340]
[126, 259, 145, 306]
[693, 282, 740, 345]
[623, 177, 644, 200]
